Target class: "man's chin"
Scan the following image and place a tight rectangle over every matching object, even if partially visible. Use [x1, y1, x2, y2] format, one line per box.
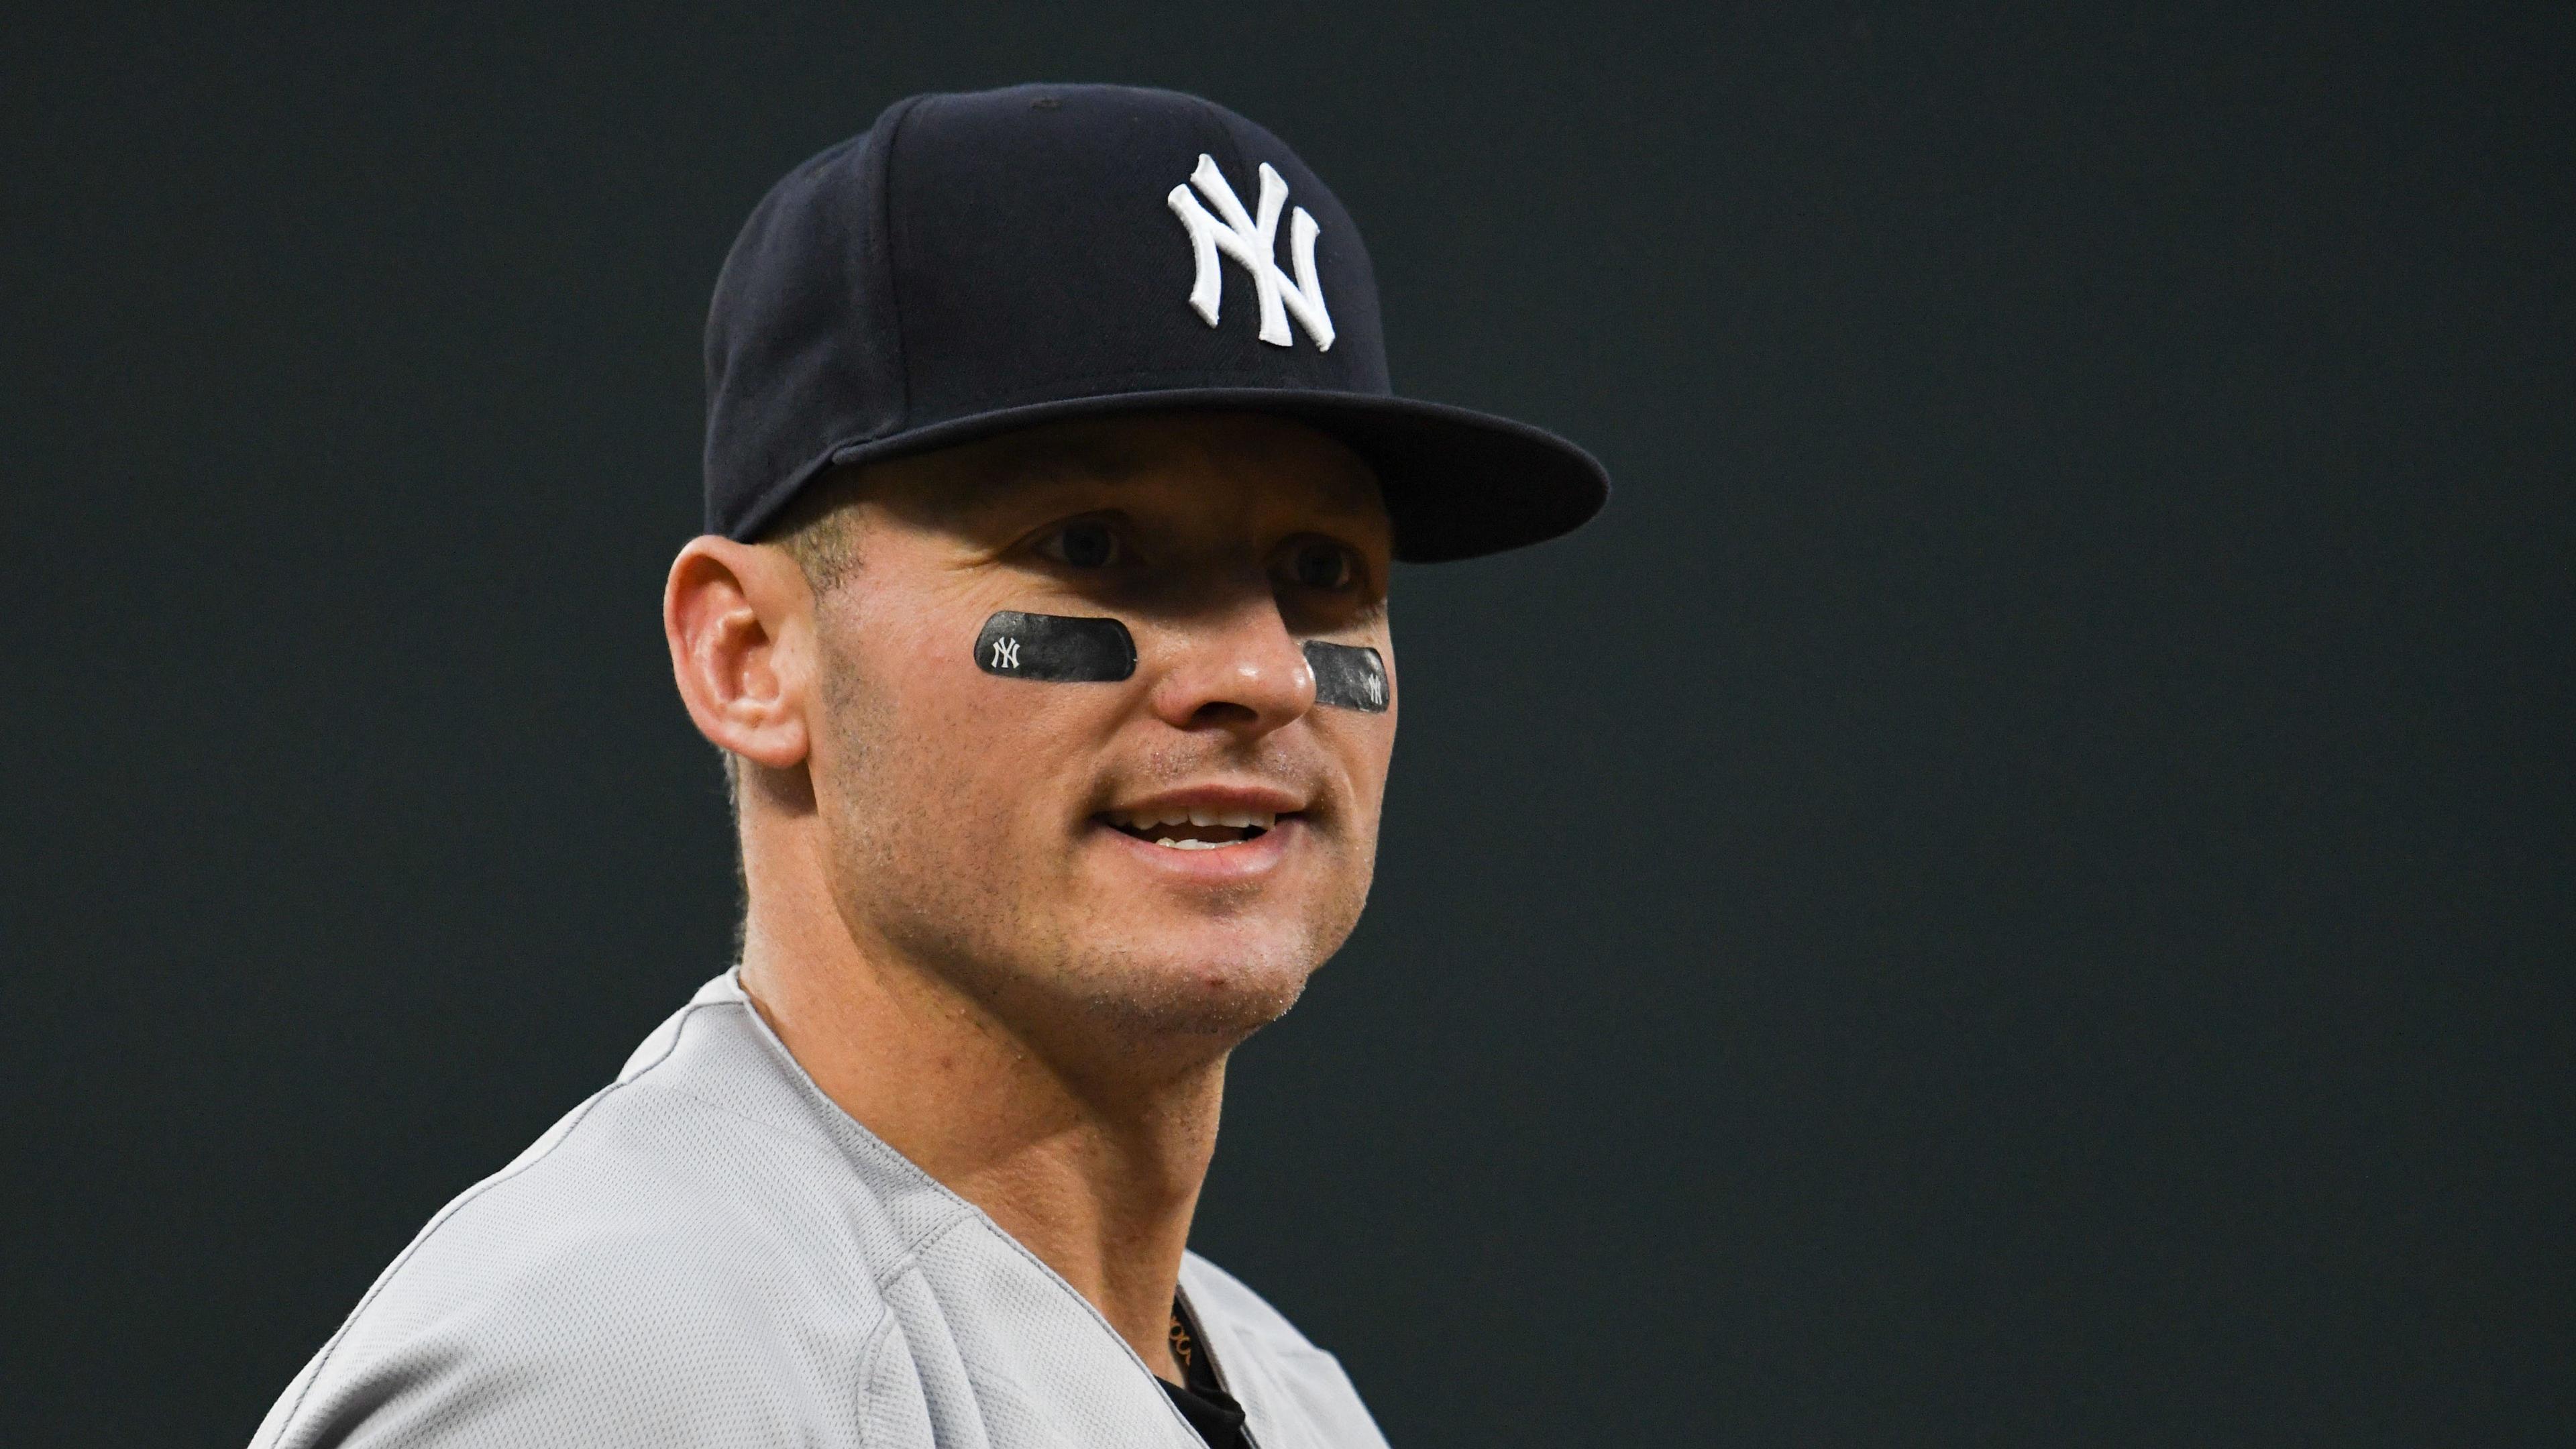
[1048, 926, 1326, 1047]
[1080, 955, 1313, 1042]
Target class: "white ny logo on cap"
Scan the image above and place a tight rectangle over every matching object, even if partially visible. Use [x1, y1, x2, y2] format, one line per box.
[1166, 154, 1335, 352]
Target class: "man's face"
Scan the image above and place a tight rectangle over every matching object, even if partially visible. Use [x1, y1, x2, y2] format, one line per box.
[795, 412, 1397, 1055]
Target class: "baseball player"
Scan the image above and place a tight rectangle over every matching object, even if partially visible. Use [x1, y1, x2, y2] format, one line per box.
[252, 83, 1607, 1448]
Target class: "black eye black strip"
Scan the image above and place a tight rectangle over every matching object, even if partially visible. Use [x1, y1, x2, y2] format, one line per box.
[975, 611, 1138, 682]
[1304, 641, 1390, 712]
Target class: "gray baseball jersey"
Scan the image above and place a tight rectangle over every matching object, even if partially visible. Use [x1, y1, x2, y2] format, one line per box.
[250, 971, 1392, 1448]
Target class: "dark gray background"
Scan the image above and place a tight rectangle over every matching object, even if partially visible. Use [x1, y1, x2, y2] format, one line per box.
[6, 4, 2569, 1444]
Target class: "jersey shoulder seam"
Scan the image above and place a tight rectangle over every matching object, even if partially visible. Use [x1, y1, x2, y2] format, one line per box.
[848, 1299, 904, 1449]
[654, 1077, 977, 1290]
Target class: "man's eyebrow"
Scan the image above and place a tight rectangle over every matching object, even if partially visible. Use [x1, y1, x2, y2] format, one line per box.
[1301, 457, 1388, 520]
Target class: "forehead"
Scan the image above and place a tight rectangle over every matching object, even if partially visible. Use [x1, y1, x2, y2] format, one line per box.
[870, 411, 1388, 531]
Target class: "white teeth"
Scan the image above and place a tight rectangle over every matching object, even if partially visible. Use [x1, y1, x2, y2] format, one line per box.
[1112, 807, 1279, 832]
[1156, 837, 1222, 851]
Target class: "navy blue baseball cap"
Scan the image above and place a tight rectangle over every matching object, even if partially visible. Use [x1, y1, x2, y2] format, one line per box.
[704, 83, 1608, 562]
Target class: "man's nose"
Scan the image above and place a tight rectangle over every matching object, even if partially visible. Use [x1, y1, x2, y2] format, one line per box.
[1144, 594, 1318, 737]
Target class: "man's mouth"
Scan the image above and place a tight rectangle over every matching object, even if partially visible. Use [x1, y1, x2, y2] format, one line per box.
[1100, 806, 1281, 851]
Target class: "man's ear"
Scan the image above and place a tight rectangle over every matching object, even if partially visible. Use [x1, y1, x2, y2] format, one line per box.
[663, 535, 814, 771]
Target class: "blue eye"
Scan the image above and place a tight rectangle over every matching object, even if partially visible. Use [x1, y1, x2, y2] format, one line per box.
[1038, 521, 1124, 568]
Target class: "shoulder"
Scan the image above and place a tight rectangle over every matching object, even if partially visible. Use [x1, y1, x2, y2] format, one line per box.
[1179, 1250, 1326, 1354]
[253, 1004, 903, 1448]
[1181, 1252, 1393, 1449]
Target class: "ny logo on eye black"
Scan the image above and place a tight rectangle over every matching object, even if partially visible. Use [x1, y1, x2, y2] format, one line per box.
[989, 637, 1021, 671]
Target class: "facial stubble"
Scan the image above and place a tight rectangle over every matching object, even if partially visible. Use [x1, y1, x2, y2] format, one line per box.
[811, 614, 1370, 1060]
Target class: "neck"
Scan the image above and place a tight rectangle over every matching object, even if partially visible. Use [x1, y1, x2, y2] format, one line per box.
[734, 816, 1223, 1383]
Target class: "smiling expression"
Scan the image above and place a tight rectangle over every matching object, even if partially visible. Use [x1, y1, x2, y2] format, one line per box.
[791, 411, 1399, 1052]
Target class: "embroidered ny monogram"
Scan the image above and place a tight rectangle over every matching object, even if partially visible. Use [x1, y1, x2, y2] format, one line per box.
[1165, 154, 1336, 351]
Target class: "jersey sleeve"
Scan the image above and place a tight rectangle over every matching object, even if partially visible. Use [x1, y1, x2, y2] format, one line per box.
[248, 1131, 900, 1449]
[250, 1217, 867, 1448]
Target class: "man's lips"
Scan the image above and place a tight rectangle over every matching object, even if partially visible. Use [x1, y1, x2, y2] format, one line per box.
[1089, 812, 1301, 881]
[1093, 784, 1307, 851]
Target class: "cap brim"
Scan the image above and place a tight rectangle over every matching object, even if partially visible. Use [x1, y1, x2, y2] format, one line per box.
[806, 387, 1608, 563]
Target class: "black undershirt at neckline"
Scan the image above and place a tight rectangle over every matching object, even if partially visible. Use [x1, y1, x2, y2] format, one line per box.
[1160, 1297, 1252, 1448]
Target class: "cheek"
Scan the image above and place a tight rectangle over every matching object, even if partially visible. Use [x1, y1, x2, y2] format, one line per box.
[1314, 708, 1398, 850]
[863, 614, 1126, 830]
